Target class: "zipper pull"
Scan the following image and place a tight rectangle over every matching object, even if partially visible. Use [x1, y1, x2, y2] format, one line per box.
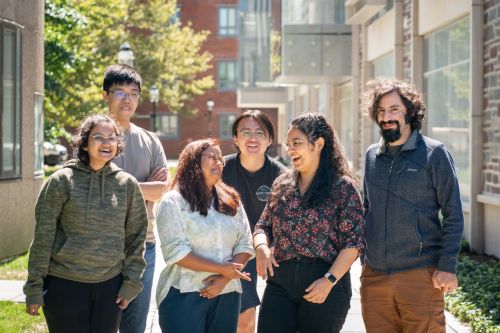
[418, 241, 423, 256]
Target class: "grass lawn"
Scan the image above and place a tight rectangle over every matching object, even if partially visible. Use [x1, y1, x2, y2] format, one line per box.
[0, 302, 47, 333]
[0, 252, 28, 280]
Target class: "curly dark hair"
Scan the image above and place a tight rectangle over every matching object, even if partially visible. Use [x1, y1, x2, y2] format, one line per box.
[71, 115, 124, 165]
[170, 139, 241, 217]
[363, 79, 426, 130]
[268, 112, 357, 209]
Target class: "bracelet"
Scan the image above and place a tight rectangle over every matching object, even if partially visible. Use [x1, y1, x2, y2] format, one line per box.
[254, 243, 267, 250]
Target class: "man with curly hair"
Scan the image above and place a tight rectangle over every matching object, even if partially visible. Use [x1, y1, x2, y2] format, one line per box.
[361, 79, 464, 333]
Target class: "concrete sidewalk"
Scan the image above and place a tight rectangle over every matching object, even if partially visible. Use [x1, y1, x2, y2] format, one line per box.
[1, 250, 471, 333]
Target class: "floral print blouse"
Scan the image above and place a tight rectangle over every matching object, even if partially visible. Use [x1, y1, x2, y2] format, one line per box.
[155, 190, 255, 307]
[254, 175, 364, 264]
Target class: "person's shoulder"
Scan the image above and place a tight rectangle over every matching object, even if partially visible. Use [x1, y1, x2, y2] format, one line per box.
[333, 175, 358, 191]
[274, 169, 294, 183]
[129, 123, 160, 141]
[266, 155, 288, 173]
[224, 153, 238, 165]
[420, 134, 446, 151]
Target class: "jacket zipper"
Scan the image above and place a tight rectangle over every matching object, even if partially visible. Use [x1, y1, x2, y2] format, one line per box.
[384, 158, 396, 272]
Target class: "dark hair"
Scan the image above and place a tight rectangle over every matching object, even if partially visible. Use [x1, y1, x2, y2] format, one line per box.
[170, 139, 240, 216]
[363, 79, 425, 130]
[232, 109, 275, 150]
[269, 112, 357, 209]
[102, 64, 142, 92]
[71, 115, 124, 165]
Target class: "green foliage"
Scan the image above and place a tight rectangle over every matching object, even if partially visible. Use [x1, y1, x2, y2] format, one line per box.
[44, 0, 214, 141]
[0, 302, 47, 332]
[445, 255, 500, 333]
[0, 253, 28, 280]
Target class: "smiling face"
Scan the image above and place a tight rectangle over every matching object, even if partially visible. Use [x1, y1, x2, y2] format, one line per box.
[377, 91, 412, 146]
[284, 127, 323, 175]
[233, 117, 272, 157]
[85, 122, 118, 171]
[103, 83, 140, 124]
[201, 145, 224, 189]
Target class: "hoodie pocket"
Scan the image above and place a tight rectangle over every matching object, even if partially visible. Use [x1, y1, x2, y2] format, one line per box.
[412, 207, 423, 256]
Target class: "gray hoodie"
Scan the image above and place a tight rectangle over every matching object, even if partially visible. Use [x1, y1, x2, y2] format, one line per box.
[24, 159, 148, 305]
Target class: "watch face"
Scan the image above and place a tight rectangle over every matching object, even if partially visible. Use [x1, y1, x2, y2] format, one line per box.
[325, 273, 337, 284]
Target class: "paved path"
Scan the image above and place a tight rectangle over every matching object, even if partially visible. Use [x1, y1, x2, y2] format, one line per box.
[0, 249, 471, 333]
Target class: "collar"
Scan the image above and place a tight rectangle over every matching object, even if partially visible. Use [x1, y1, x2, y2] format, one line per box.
[376, 129, 419, 156]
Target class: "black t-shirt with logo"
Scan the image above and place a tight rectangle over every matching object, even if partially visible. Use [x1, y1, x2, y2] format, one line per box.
[222, 153, 287, 232]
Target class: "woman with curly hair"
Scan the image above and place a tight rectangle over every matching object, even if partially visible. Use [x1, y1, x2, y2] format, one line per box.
[155, 139, 254, 333]
[24, 115, 148, 333]
[253, 112, 364, 333]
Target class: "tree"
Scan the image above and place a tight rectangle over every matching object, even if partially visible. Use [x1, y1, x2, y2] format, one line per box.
[44, 0, 213, 141]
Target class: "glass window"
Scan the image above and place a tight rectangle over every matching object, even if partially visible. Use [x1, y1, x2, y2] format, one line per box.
[218, 7, 237, 36]
[371, 52, 395, 144]
[424, 17, 470, 202]
[218, 61, 238, 91]
[283, 0, 346, 25]
[219, 113, 237, 140]
[34, 94, 44, 177]
[339, 82, 353, 161]
[1, 24, 21, 179]
[156, 113, 179, 139]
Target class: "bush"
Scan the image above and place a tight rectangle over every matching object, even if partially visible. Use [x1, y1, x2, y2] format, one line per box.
[445, 255, 500, 333]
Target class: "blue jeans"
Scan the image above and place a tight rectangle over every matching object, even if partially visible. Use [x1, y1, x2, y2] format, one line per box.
[120, 242, 156, 333]
[159, 288, 240, 333]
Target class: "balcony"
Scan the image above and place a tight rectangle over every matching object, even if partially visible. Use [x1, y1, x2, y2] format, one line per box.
[345, 0, 386, 24]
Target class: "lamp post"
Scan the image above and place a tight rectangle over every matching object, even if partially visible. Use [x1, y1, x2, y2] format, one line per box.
[117, 42, 134, 66]
[150, 85, 159, 133]
[206, 98, 214, 137]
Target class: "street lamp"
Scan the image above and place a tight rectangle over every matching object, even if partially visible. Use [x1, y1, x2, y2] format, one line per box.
[206, 98, 215, 137]
[117, 42, 134, 67]
[150, 85, 159, 133]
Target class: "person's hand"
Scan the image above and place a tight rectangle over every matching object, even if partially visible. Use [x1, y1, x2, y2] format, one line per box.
[116, 296, 130, 309]
[255, 244, 279, 280]
[303, 277, 334, 304]
[147, 167, 169, 182]
[26, 304, 41, 316]
[432, 270, 458, 293]
[219, 262, 251, 281]
[199, 275, 231, 299]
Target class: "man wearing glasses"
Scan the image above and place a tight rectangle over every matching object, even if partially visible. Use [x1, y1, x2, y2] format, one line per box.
[103, 64, 169, 333]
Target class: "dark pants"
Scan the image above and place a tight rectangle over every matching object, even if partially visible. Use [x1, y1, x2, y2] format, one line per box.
[43, 274, 123, 333]
[158, 288, 241, 333]
[120, 241, 156, 333]
[258, 259, 352, 333]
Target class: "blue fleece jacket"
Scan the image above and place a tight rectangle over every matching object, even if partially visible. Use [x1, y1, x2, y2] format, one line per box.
[363, 130, 464, 274]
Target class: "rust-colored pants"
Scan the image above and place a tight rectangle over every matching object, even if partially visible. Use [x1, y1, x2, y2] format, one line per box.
[360, 265, 445, 333]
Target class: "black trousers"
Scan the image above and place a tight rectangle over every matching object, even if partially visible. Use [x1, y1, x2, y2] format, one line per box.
[43, 274, 123, 333]
[258, 259, 352, 333]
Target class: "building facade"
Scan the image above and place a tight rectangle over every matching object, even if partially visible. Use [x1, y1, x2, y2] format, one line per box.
[0, 0, 45, 260]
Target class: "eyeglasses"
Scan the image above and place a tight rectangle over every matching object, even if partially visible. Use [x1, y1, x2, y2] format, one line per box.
[109, 90, 141, 100]
[92, 135, 118, 145]
[239, 129, 267, 140]
[202, 152, 226, 166]
[282, 139, 305, 151]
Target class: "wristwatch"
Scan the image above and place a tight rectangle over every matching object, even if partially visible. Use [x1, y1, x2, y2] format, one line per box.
[324, 272, 337, 285]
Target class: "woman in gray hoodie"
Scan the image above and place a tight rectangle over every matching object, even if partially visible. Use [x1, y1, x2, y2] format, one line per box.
[24, 115, 148, 333]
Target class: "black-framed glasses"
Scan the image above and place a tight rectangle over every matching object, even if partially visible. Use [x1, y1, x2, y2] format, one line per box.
[92, 134, 118, 145]
[109, 90, 141, 100]
[202, 152, 226, 166]
[239, 129, 267, 140]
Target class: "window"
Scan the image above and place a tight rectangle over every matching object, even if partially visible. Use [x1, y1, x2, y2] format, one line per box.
[218, 7, 237, 36]
[1, 23, 22, 180]
[34, 94, 44, 177]
[219, 113, 237, 140]
[218, 61, 238, 91]
[424, 17, 470, 202]
[156, 113, 179, 139]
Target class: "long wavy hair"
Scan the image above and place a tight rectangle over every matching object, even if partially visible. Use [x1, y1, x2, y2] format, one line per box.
[71, 115, 124, 165]
[363, 79, 426, 130]
[170, 139, 240, 216]
[269, 112, 357, 209]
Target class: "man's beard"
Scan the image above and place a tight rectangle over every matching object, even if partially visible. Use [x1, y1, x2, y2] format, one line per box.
[379, 120, 401, 143]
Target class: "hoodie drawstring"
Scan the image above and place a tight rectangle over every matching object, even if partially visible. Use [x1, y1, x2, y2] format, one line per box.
[86, 174, 94, 223]
[101, 172, 106, 208]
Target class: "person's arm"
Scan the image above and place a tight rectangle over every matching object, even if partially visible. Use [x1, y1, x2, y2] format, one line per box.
[253, 201, 279, 279]
[304, 178, 365, 304]
[24, 175, 68, 315]
[139, 134, 169, 201]
[116, 179, 148, 308]
[431, 145, 464, 292]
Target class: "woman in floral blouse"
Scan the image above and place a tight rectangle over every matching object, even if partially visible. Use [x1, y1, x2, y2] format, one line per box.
[155, 139, 255, 333]
[254, 112, 364, 333]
